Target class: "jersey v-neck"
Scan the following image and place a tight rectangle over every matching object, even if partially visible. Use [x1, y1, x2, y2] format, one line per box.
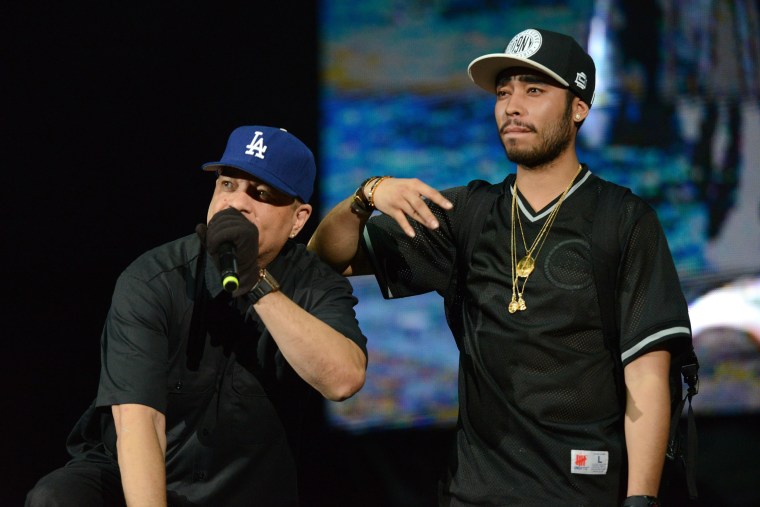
[509, 165, 592, 223]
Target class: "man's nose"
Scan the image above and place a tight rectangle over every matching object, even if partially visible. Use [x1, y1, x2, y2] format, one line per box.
[505, 93, 525, 116]
[224, 188, 251, 213]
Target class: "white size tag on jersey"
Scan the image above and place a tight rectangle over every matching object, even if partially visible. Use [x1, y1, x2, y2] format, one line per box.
[570, 450, 609, 475]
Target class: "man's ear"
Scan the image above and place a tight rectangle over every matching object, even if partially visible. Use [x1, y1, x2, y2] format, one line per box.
[290, 203, 312, 238]
[573, 97, 590, 123]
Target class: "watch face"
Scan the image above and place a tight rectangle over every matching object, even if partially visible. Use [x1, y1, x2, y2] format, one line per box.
[351, 195, 371, 215]
[250, 269, 279, 303]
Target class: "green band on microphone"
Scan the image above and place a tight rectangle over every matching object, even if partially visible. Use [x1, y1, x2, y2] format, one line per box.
[222, 275, 239, 292]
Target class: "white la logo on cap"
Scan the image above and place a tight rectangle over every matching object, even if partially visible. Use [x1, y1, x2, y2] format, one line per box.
[245, 131, 268, 159]
[505, 29, 542, 58]
[574, 72, 588, 90]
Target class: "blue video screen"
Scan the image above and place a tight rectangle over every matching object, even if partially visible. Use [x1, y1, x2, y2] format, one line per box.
[319, 0, 760, 432]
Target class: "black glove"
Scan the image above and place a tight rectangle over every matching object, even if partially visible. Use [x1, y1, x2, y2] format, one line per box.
[622, 496, 660, 507]
[204, 208, 260, 296]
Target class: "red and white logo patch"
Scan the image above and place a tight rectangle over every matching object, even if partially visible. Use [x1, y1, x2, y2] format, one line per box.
[571, 449, 609, 475]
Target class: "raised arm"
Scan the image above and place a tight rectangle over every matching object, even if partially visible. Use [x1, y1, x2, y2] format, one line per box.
[308, 176, 452, 275]
[253, 289, 367, 401]
[307, 194, 373, 276]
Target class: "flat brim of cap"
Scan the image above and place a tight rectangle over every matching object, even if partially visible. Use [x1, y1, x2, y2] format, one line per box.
[467, 53, 569, 93]
[201, 161, 300, 200]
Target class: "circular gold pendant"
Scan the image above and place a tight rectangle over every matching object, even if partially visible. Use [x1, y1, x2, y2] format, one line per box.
[508, 299, 519, 314]
[516, 256, 535, 277]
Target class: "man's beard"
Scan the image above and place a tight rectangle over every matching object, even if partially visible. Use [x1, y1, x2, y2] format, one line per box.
[501, 106, 574, 168]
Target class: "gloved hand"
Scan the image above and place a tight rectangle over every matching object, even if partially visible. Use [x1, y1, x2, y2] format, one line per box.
[204, 208, 260, 296]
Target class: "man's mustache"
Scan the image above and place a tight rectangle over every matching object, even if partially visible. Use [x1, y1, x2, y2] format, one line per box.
[499, 120, 535, 133]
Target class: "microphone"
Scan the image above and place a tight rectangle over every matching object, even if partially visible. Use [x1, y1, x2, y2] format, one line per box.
[217, 242, 239, 293]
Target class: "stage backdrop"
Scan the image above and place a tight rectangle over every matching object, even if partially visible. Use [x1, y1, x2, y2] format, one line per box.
[319, 0, 760, 432]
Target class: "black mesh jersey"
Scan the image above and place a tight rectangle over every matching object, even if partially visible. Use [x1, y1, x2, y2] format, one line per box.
[362, 167, 691, 506]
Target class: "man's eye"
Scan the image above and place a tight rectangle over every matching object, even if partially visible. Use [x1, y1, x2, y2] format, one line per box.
[254, 189, 274, 201]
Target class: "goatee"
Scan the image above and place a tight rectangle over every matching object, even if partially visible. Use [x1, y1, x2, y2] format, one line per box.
[502, 108, 574, 169]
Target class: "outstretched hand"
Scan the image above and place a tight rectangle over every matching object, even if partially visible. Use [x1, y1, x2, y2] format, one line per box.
[370, 177, 453, 237]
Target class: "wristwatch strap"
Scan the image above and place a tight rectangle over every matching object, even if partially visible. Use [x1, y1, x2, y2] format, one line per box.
[350, 176, 379, 215]
[249, 268, 280, 304]
[622, 496, 660, 507]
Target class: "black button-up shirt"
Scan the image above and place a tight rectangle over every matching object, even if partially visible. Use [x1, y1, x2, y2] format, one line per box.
[67, 233, 366, 506]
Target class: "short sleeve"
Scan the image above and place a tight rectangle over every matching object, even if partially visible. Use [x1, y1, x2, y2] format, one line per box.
[96, 271, 171, 413]
[617, 199, 692, 364]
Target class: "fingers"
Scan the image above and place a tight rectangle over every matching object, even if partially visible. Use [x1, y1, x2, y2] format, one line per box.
[372, 178, 453, 238]
[417, 182, 454, 212]
[388, 209, 417, 238]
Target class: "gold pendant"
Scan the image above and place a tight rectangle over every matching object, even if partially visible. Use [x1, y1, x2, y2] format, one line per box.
[516, 256, 535, 277]
[508, 298, 519, 314]
[518, 297, 526, 311]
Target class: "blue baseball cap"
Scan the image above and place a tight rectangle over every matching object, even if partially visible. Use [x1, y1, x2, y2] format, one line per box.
[202, 126, 316, 202]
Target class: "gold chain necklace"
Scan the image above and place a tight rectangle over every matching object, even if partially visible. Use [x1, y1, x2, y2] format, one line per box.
[509, 164, 582, 314]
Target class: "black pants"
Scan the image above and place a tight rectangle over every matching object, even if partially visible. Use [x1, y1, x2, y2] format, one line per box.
[25, 460, 126, 507]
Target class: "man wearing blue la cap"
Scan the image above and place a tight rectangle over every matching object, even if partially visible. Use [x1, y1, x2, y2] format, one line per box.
[311, 27, 693, 507]
[203, 126, 316, 203]
[27, 126, 368, 506]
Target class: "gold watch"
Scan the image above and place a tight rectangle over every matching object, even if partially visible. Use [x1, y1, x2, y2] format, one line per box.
[249, 268, 280, 304]
[350, 176, 377, 215]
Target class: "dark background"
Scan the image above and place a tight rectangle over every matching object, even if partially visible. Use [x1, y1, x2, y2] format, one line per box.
[4, 2, 758, 506]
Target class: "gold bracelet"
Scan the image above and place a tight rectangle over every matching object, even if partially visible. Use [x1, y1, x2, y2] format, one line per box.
[367, 176, 392, 208]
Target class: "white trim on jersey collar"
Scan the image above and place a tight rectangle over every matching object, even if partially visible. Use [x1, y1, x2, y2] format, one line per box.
[511, 169, 592, 223]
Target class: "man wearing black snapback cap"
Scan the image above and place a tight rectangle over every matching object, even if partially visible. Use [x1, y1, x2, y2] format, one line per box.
[27, 126, 368, 506]
[311, 28, 691, 506]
